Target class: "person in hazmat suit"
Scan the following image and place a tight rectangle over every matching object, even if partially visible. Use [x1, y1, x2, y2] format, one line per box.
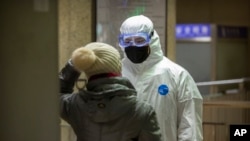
[118, 15, 203, 141]
[59, 42, 162, 141]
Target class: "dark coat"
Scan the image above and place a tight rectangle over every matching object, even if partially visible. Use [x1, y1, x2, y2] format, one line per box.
[60, 76, 162, 141]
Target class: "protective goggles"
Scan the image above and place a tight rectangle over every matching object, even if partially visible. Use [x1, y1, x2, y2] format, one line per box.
[119, 32, 151, 48]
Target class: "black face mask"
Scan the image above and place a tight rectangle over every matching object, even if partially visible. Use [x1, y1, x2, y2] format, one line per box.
[125, 46, 150, 64]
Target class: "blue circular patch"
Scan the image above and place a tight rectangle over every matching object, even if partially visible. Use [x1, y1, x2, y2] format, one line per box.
[158, 84, 169, 95]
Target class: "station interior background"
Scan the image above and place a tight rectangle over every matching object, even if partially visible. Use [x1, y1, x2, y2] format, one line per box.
[0, 0, 249, 141]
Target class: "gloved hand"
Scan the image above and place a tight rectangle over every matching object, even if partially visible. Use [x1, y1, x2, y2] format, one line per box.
[59, 59, 81, 93]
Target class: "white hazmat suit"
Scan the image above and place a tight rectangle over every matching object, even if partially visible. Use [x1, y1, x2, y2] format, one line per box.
[120, 15, 203, 141]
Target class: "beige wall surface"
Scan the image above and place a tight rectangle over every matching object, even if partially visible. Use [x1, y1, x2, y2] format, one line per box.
[58, 0, 93, 70]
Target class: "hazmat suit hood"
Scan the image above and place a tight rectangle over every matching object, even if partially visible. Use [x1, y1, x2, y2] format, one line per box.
[120, 15, 164, 74]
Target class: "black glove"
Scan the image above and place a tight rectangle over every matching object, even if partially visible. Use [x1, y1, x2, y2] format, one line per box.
[59, 59, 81, 93]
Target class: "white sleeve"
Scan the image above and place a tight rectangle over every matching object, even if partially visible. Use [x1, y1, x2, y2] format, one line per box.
[177, 71, 203, 141]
